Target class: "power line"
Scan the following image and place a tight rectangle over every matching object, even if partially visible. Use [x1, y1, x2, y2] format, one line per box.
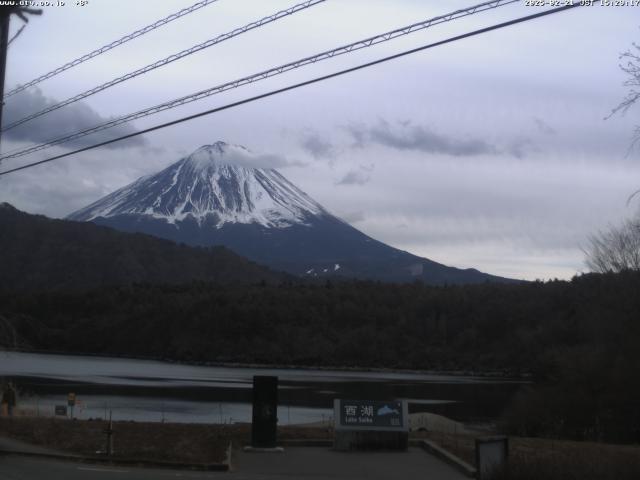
[1, 0, 326, 133]
[0, 4, 583, 178]
[7, 24, 25, 46]
[0, 0, 520, 162]
[3, 0, 220, 99]
[0, 0, 517, 160]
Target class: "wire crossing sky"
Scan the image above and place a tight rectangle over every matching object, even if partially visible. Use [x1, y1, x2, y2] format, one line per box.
[0, 4, 583, 178]
[0, 0, 519, 162]
[2, 0, 221, 99]
[1, 0, 326, 134]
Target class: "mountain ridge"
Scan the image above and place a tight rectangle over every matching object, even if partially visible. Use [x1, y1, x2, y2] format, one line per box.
[68, 142, 517, 285]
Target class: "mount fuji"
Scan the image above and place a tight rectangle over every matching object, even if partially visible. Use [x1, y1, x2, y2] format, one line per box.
[68, 141, 511, 284]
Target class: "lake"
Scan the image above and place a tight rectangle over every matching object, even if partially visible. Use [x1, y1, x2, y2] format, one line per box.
[0, 351, 526, 425]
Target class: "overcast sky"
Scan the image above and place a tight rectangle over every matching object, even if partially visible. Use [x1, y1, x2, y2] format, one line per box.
[1, 0, 639, 280]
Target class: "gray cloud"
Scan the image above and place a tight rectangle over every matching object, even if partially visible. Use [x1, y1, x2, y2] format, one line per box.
[344, 124, 367, 149]
[346, 120, 498, 157]
[336, 164, 374, 186]
[299, 131, 335, 159]
[533, 117, 557, 136]
[0, 148, 160, 219]
[141, 146, 167, 156]
[508, 138, 538, 159]
[3, 88, 147, 150]
[337, 210, 366, 224]
[223, 144, 305, 169]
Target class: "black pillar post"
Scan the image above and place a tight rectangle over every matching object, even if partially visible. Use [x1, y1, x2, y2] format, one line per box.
[251, 375, 278, 448]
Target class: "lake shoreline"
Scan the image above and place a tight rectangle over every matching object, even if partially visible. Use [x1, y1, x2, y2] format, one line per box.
[0, 348, 532, 380]
[1, 350, 526, 425]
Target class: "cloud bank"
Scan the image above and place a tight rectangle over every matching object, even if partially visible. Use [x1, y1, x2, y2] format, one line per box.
[3, 88, 147, 150]
[299, 130, 336, 159]
[346, 120, 498, 157]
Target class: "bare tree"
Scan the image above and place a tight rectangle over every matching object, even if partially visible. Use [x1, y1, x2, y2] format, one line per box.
[587, 37, 640, 273]
[585, 217, 640, 273]
[607, 39, 640, 146]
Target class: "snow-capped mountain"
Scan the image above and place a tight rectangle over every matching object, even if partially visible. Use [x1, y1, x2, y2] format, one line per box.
[68, 142, 512, 284]
[69, 142, 326, 228]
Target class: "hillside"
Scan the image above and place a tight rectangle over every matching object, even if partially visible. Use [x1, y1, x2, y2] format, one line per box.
[68, 142, 514, 285]
[0, 203, 286, 291]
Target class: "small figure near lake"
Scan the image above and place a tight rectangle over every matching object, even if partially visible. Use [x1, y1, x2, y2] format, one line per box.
[1, 382, 17, 416]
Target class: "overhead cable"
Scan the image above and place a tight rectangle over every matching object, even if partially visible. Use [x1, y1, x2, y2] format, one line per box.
[3, 0, 221, 99]
[1, 0, 325, 133]
[0, 4, 583, 177]
[0, 0, 519, 161]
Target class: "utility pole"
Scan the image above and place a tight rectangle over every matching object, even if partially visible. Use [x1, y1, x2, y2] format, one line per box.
[0, 7, 11, 152]
[0, 5, 42, 153]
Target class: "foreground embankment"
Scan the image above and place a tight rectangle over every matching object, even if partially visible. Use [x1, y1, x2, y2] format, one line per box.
[2, 416, 640, 479]
[418, 430, 640, 480]
[0, 416, 328, 464]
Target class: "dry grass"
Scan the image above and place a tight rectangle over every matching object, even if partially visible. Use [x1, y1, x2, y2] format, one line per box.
[0, 416, 239, 463]
[0, 416, 333, 464]
[500, 437, 640, 480]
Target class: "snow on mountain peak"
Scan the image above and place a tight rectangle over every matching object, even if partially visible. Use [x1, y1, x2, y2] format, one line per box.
[186, 141, 244, 171]
[67, 142, 327, 229]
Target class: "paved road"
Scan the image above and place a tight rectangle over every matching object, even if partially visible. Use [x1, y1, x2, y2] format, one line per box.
[0, 447, 467, 480]
[234, 447, 467, 479]
[0, 436, 72, 456]
[0, 456, 221, 480]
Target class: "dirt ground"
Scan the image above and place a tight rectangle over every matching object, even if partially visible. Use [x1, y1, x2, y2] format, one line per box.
[417, 430, 640, 480]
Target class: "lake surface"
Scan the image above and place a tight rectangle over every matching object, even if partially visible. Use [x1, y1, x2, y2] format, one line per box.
[0, 351, 526, 425]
